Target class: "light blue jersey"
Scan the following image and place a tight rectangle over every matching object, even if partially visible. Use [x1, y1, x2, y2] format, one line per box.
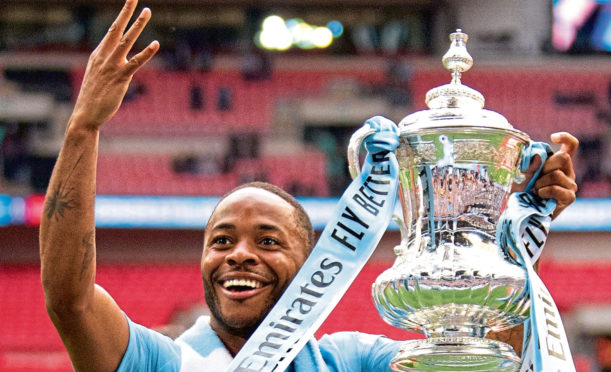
[117, 316, 401, 371]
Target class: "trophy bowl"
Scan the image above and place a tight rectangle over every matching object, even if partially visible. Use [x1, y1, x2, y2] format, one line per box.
[349, 30, 534, 371]
[373, 126, 529, 372]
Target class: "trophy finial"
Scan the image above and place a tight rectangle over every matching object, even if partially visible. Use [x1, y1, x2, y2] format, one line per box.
[425, 28, 483, 109]
[442, 28, 473, 85]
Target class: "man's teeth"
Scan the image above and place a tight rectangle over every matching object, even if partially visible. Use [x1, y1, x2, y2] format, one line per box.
[223, 279, 262, 289]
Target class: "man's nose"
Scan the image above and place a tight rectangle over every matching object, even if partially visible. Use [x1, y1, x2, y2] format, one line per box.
[226, 240, 258, 265]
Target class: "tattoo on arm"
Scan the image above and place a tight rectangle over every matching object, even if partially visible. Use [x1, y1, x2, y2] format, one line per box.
[44, 182, 78, 220]
[80, 230, 95, 280]
[44, 153, 84, 221]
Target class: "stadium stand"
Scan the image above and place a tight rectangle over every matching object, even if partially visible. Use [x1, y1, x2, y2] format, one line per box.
[75, 67, 608, 141]
[96, 152, 239, 196]
[95, 150, 328, 196]
[80, 66, 609, 198]
[71, 69, 385, 137]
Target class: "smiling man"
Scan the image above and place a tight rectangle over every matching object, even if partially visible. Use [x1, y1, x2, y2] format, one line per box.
[201, 185, 311, 353]
[39, 1, 580, 371]
[111, 183, 403, 371]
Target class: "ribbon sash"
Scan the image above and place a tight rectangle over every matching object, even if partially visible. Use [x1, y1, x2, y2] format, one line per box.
[227, 117, 400, 372]
[498, 142, 576, 372]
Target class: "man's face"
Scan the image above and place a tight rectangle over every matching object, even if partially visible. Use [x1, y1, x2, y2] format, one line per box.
[201, 187, 308, 336]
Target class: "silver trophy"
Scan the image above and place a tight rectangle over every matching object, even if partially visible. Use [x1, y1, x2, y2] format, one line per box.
[348, 30, 535, 371]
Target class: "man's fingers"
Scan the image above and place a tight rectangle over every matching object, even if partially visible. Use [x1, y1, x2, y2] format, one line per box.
[534, 169, 578, 194]
[537, 184, 576, 208]
[541, 152, 575, 180]
[550, 132, 579, 157]
[112, 7, 152, 61]
[98, 0, 139, 54]
[124, 40, 160, 75]
[537, 184, 575, 201]
[111, 0, 139, 39]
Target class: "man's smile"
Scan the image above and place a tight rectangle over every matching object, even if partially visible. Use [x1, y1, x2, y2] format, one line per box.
[216, 274, 273, 300]
[223, 278, 263, 290]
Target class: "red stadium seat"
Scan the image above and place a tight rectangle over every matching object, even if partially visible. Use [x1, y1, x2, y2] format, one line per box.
[96, 153, 238, 196]
[263, 151, 329, 197]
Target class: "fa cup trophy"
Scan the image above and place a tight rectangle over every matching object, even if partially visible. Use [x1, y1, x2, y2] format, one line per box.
[348, 30, 536, 371]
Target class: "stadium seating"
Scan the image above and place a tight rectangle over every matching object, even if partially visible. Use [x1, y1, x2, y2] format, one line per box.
[96, 151, 329, 196]
[96, 152, 239, 196]
[71, 69, 385, 137]
[0, 264, 206, 371]
[262, 151, 329, 197]
[76, 66, 610, 198]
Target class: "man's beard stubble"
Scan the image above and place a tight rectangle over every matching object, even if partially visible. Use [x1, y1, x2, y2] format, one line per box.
[202, 278, 279, 338]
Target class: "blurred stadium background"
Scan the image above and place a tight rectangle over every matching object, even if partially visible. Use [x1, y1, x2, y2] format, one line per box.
[0, 0, 610, 370]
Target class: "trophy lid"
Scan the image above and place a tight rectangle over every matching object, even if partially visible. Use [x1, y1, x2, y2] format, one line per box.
[398, 29, 527, 140]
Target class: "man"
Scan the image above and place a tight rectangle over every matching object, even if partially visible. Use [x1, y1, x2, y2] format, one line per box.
[40, 1, 579, 371]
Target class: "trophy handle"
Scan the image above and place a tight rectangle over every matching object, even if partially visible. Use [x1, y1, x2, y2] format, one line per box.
[347, 125, 375, 180]
[348, 123, 409, 257]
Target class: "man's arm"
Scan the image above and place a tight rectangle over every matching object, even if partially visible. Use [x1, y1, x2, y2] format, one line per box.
[488, 132, 579, 353]
[39, 1, 159, 371]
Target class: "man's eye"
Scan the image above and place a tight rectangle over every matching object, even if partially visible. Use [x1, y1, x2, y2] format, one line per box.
[260, 237, 279, 246]
[212, 236, 230, 245]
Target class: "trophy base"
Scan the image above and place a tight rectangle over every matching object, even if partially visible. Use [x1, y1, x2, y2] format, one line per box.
[390, 337, 521, 372]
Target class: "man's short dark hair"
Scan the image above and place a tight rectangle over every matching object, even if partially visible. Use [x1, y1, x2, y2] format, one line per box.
[207, 182, 315, 253]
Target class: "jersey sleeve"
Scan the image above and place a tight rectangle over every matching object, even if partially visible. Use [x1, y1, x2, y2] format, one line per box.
[116, 316, 182, 372]
[318, 331, 402, 372]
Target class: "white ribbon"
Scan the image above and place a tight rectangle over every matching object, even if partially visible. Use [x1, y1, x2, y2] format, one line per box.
[498, 142, 576, 372]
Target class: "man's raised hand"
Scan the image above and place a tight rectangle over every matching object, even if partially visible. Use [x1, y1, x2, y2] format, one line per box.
[535, 132, 579, 219]
[71, 0, 159, 130]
